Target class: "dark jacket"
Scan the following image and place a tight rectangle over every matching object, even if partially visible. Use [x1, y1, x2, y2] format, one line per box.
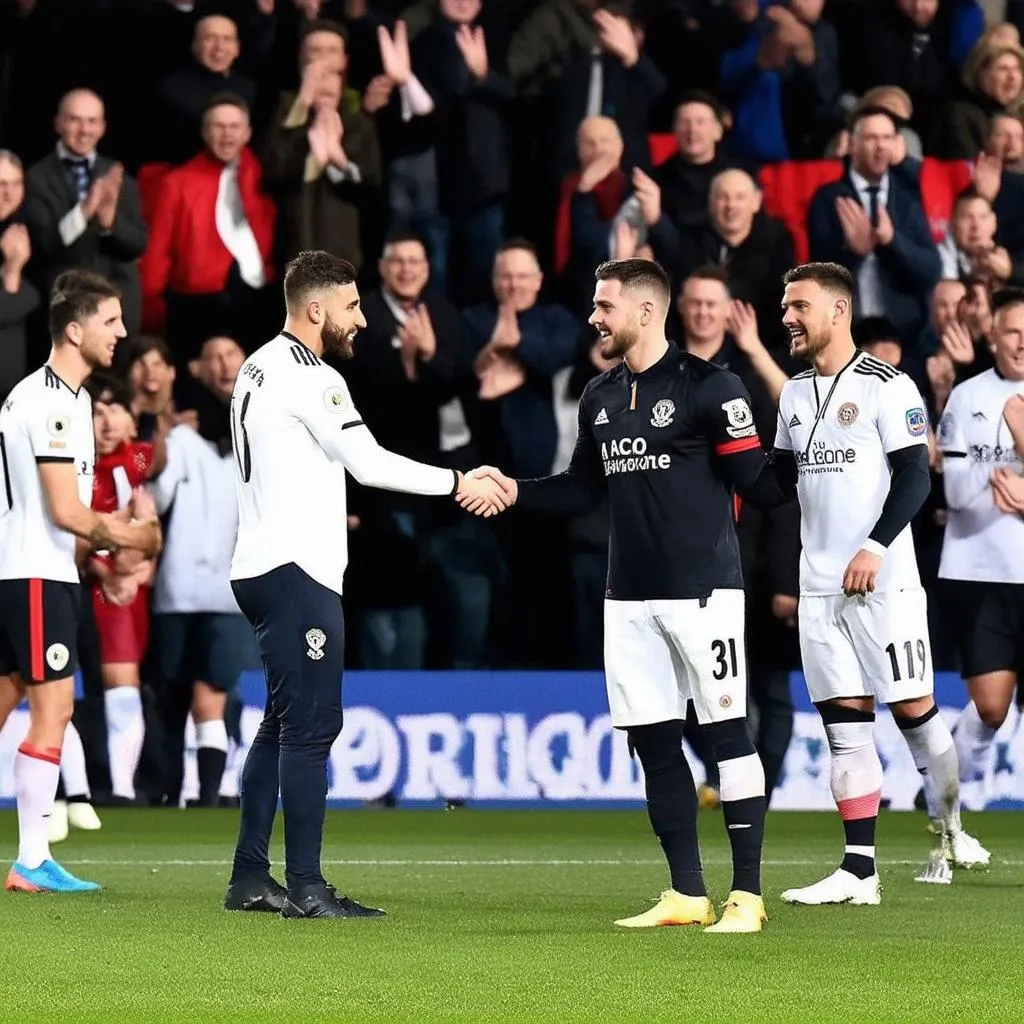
[506, 0, 665, 178]
[676, 212, 795, 348]
[23, 151, 146, 334]
[262, 93, 381, 268]
[651, 150, 748, 236]
[339, 287, 462, 608]
[0, 213, 39, 401]
[807, 165, 941, 342]
[414, 17, 515, 214]
[945, 86, 1007, 160]
[158, 63, 258, 166]
[460, 301, 578, 479]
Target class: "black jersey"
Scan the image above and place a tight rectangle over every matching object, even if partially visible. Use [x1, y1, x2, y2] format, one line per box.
[516, 344, 796, 601]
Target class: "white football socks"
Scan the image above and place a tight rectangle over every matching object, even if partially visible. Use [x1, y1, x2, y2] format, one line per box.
[61, 721, 91, 800]
[105, 686, 145, 800]
[15, 743, 60, 869]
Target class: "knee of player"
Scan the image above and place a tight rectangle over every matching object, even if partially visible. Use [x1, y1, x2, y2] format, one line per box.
[625, 721, 685, 770]
[974, 699, 1010, 732]
[701, 718, 756, 762]
[817, 701, 875, 753]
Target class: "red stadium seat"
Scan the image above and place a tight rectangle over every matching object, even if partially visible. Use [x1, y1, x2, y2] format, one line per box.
[920, 157, 971, 243]
[648, 133, 677, 166]
[758, 160, 843, 264]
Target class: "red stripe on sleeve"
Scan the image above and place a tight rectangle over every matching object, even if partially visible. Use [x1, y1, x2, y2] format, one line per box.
[733, 494, 743, 521]
[715, 436, 762, 456]
[28, 578, 44, 681]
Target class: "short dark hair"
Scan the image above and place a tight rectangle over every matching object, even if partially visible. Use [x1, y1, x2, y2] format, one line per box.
[595, 258, 672, 307]
[300, 17, 348, 44]
[782, 262, 854, 299]
[86, 372, 134, 411]
[126, 334, 172, 369]
[283, 249, 357, 311]
[382, 230, 428, 255]
[48, 270, 122, 343]
[684, 264, 731, 292]
[854, 315, 902, 348]
[496, 237, 539, 261]
[848, 105, 899, 134]
[992, 286, 1024, 315]
[954, 186, 989, 208]
[203, 91, 249, 120]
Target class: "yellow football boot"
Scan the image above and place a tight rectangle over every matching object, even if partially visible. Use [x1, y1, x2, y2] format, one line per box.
[704, 890, 767, 934]
[614, 889, 717, 928]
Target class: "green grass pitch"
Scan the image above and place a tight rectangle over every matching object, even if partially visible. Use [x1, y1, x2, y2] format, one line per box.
[0, 809, 1020, 1022]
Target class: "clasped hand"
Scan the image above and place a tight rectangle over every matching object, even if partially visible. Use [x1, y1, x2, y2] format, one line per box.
[454, 466, 518, 518]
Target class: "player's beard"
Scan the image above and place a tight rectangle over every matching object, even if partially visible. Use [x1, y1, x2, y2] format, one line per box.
[789, 320, 829, 362]
[322, 313, 357, 359]
[599, 323, 637, 361]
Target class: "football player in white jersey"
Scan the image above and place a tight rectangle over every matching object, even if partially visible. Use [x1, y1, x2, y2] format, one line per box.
[938, 289, 1024, 808]
[773, 263, 987, 906]
[0, 270, 161, 894]
[222, 251, 507, 920]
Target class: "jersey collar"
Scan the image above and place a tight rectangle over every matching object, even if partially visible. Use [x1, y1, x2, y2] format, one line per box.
[280, 330, 318, 359]
[45, 364, 81, 397]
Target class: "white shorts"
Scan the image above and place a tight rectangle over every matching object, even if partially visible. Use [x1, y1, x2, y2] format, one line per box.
[603, 589, 747, 728]
[799, 587, 934, 705]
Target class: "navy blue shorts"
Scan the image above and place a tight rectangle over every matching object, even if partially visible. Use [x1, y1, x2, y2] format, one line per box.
[231, 564, 345, 747]
[153, 612, 261, 693]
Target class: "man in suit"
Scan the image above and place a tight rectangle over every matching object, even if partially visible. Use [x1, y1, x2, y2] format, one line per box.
[139, 93, 277, 362]
[23, 89, 147, 354]
[807, 106, 941, 343]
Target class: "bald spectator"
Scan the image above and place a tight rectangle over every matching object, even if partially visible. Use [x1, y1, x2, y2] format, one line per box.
[808, 106, 940, 342]
[554, 115, 627, 316]
[158, 15, 258, 165]
[985, 110, 1024, 171]
[23, 90, 146, 345]
[675, 168, 794, 345]
[140, 95, 276, 361]
[0, 151, 38, 402]
[617, 93, 746, 279]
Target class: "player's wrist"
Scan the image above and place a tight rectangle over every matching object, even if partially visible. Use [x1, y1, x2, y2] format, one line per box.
[861, 538, 887, 558]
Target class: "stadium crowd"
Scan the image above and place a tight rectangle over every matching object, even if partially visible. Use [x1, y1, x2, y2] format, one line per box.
[0, 0, 1021, 808]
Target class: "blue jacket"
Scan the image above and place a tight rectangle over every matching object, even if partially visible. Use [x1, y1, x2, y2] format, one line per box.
[807, 167, 941, 343]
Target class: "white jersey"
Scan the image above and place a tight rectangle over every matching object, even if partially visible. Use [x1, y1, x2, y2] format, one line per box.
[938, 368, 1024, 584]
[0, 365, 95, 583]
[775, 350, 928, 596]
[229, 333, 458, 596]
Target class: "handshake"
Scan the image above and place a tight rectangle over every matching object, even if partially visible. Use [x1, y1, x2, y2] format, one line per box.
[454, 466, 518, 518]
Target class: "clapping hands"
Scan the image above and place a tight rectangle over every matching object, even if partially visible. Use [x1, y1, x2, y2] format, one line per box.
[455, 466, 518, 517]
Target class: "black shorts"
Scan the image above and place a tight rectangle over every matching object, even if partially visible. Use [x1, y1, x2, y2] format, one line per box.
[231, 564, 345, 748]
[943, 579, 1024, 679]
[0, 578, 82, 684]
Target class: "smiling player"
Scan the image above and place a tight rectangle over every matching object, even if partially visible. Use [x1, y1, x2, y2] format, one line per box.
[773, 263, 988, 905]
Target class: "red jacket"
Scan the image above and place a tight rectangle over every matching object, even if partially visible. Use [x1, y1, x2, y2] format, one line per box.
[139, 148, 276, 329]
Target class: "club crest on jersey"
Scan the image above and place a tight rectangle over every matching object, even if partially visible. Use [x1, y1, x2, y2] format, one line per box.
[721, 398, 756, 439]
[47, 413, 69, 439]
[46, 643, 69, 672]
[323, 386, 347, 413]
[305, 628, 327, 660]
[906, 407, 927, 436]
[650, 399, 675, 428]
[836, 402, 858, 427]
